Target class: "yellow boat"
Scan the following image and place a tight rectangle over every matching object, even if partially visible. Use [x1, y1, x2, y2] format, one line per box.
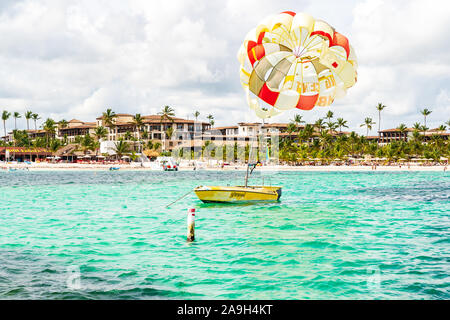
[194, 185, 282, 203]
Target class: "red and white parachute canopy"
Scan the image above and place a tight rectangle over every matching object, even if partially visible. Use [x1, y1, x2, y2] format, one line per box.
[237, 11, 358, 119]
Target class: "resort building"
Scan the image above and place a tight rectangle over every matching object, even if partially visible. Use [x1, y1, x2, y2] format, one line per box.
[378, 128, 414, 143]
[207, 122, 305, 137]
[58, 119, 97, 143]
[27, 130, 47, 140]
[421, 128, 450, 142]
[179, 122, 311, 152]
[0, 133, 13, 143]
[378, 127, 449, 144]
[199, 122, 351, 148]
[95, 113, 211, 154]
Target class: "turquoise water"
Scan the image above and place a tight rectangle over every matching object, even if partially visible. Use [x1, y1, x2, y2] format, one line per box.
[0, 170, 448, 299]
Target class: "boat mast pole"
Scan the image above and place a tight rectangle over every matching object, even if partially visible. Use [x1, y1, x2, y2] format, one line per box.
[244, 163, 250, 187]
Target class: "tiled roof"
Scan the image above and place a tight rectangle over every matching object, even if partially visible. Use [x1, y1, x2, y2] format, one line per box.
[262, 123, 304, 128]
[209, 126, 238, 130]
[143, 117, 209, 125]
[60, 123, 96, 130]
[237, 122, 262, 126]
[379, 128, 414, 132]
[27, 129, 46, 134]
[423, 132, 449, 136]
[95, 113, 209, 124]
[114, 121, 135, 126]
[96, 113, 133, 120]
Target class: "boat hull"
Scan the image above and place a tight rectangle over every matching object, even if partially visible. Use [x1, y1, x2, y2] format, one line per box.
[194, 186, 281, 203]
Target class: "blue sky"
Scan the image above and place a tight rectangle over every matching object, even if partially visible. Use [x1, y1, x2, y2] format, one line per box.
[0, 0, 449, 134]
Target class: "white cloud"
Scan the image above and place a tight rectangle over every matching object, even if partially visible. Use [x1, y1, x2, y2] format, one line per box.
[0, 0, 449, 134]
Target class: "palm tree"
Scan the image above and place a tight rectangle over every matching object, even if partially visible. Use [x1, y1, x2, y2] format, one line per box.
[325, 110, 334, 123]
[2, 110, 11, 139]
[420, 125, 429, 137]
[292, 114, 305, 126]
[326, 121, 337, 133]
[153, 141, 161, 151]
[360, 117, 375, 137]
[286, 122, 297, 136]
[314, 118, 326, 131]
[157, 106, 175, 151]
[32, 113, 40, 131]
[92, 140, 101, 156]
[11, 112, 22, 156]
[132, 114, 144, 137]
[207, 114, 215, 127]
[13, 112, 21, 130]
[424, 147, 441, 163]
[79, 134, 94, 155]
[58, 119, 68, 130]
[94, 126, 108, 141]
[324, 111, 335, 134]
[133, 113, 144, 152]
[158, 105, 175, 122]
[194, 111, 200, 121]
[300, 124, 314, 145]
[102, 108, 117, 130]
[397, 123, 408, 141]
[318, 129, 332, 151]
[146, 140, 154, 150]
[437, 124, 446, 132]
[124, 131, 133, 141]
[25, 111, 33, 131]
[113, 139, 131, 159]
[49, 138, 62, 153]
[421, 108, 432, 128]
[166, 126, 174, 140]
[42, 118, 56, 147]
[376, 103, 386, 143]
[292, 114, 305, 136]
[336, 118, 348, 133]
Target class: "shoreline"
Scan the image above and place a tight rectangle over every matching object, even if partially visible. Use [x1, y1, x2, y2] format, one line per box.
[1, 163, 448, 172]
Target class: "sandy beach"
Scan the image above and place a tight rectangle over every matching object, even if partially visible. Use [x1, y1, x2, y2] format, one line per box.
[1, 162, 448, 172]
